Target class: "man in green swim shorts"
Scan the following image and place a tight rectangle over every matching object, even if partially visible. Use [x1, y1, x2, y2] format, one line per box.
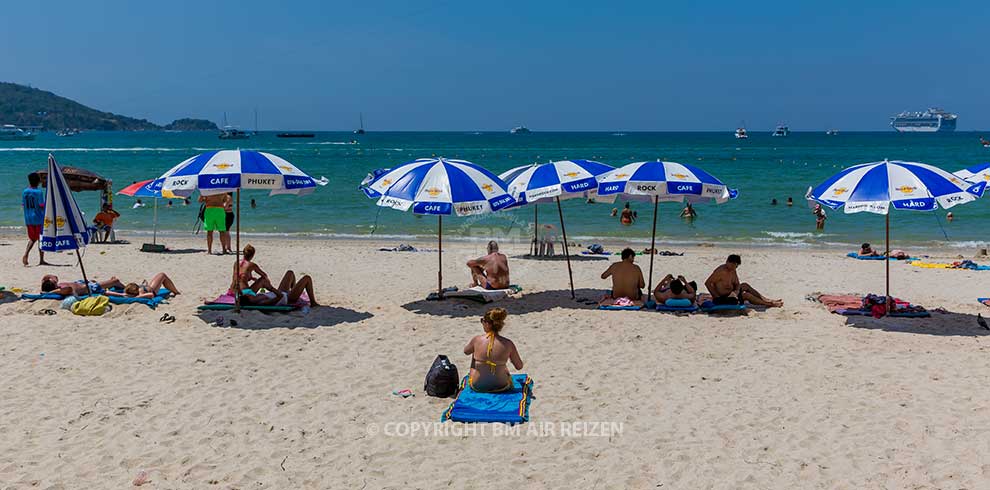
[199, 193, 230, 254]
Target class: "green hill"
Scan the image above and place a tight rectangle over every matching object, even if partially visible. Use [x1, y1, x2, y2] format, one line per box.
[163, 118, 218, 131]
[0, 82, 215, 131]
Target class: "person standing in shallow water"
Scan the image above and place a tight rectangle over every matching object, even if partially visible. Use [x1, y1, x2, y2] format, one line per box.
[813, 204, 827, 231]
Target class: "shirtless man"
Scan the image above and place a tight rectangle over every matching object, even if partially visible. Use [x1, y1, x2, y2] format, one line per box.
[600, 248, 645, 305]
[40, 274, 125, 297]
[653, 274, 697, 303]
[467, 241, 510, 290]
[705, 254, 783, 307]
[199, 193, 229, 255]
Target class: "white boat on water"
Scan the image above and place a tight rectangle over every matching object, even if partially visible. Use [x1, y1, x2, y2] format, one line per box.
[510, 125, 531, 134]
[772, 124, 789, 137]
[891, 108, 957, 133]
[734, 127, 748, 139]
[218, 126, 250, 140]
[826, 129, 839, 136]
[0, 124, 35, 141]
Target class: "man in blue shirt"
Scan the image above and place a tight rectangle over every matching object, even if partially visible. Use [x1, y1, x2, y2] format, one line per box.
[22, 172, 49, 266]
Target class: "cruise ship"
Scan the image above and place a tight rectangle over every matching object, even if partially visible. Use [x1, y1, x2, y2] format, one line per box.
[890, 108, 957, 132]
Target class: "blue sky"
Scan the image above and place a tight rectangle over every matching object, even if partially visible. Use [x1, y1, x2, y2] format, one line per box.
[2, 0, 986, 131]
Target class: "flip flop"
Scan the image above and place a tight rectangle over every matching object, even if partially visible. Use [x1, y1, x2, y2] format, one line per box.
[159, 313, 176, 324]
[37, 308, 57, 316]
[392, 389, 414, 398]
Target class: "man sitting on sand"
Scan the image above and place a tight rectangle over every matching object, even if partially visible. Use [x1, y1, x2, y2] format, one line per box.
[40, 274, 125, 297]
[705, 254, 783, 307]
[600, 248, 645, 305]
[467, 241, 510, 290]
[653, 274, 697, 304]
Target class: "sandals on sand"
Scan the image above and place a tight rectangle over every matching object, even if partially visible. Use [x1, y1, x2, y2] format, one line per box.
[159, 313, 176, 324]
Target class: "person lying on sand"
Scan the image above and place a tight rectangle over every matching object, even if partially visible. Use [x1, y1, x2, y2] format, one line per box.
[463, 308, 523, 393]
[705, 254, 783, 307]
[859, 243, 880, 256]
[105, 272, 181, 298]
[467, 241, 510, 290]
[40, 274, 124, 297]
[654, 274, 697, 303]
[600, 248, 645, 306]
[232, 244, 275, 294]
[244, 270, 321, 307]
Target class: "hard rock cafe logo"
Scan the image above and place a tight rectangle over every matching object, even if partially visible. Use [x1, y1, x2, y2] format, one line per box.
[425, 187, 443, 197]
[832, 187, 849, 196]
[213, 163, 233, 170]
[897, 185, 916, 194]
[380, 179, 392, 187]
[44, 216, 65, 228]
[480, 183, 493, 192]
[278, 165, 294, 172]
[670, 173, 689, 180]
[563, 172, 580, 178]
[614, 173, 629, 179]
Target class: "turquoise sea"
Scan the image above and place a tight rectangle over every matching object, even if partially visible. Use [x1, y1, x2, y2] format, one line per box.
[2, 131, 989, 248]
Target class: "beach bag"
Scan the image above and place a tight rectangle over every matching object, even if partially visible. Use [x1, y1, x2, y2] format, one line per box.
[424, 355, 459, 398]
[71, 295, 110, 316]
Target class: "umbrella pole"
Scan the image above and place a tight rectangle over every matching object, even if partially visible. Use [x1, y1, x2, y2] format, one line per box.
[647, 196, 658, 302]
[533, 204, 538, 256]
[76, 249, 89, 284]
[438, 215, 443, 299]
[556, 197, 575, 299]
[153, 198, 158, 245]
[235, 190, 241, 313]
[885, 212, 890, 316]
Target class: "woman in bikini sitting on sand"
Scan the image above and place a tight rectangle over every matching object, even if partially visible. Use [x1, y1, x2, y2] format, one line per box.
[244, 270, 321, 307]
[463, 308, 524, 392]
[232, 244, 275, 294]
[105, 272, 181, 298]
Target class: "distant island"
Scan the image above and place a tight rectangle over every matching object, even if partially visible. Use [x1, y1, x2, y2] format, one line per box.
[163, 118, 218, 131]
[0, 82, 216, 131]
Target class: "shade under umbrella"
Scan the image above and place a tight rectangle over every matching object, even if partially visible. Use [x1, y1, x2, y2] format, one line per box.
[366, 157, 516, 298]
[500, 159, 615, 298]
[808, 159, 985, 314]
[598, 160, 735, 302]
[40, 154, 92, 282]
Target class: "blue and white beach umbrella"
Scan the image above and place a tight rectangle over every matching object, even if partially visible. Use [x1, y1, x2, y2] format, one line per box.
[157, 150, 323, 309]
[597, 160, 735, 301]
[160, 149, 320, 197]
[808, 159, 985, 312]
[499, 160, 616, 298]
[366, 158, 515, 298]
[41, 154, 92, 280]
[597, 160, 734, 203]
[953, 162, 990, 186]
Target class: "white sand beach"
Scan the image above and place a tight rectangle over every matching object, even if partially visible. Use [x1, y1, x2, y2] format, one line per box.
[2, 234, 990, 488]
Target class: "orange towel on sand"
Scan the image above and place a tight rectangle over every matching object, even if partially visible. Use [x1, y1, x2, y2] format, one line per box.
[817, 294, 862, 312]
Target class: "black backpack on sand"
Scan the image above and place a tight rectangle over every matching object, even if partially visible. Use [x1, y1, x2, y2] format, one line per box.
[424, 355, 460, 398]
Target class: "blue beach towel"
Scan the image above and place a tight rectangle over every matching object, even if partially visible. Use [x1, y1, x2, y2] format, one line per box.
[21, 288, 171, 309]
[699, 300, 747, 313]
[656, 304, 699, 313]
[598, 304, 642, 311]
[441, 374, 534, 424]
[846, 252, 916, 261]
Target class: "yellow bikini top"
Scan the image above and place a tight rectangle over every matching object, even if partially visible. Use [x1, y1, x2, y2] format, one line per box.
[481, 331, 499, 374]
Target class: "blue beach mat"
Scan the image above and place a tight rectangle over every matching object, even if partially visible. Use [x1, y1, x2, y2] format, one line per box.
[21, 288, 171, 308]
[699, 300, 747, 313]
[846, 252, 916, 261]
[656, 304, 699, 313]
[598, 304, 642, 311]
[441, 374, 534, 424]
